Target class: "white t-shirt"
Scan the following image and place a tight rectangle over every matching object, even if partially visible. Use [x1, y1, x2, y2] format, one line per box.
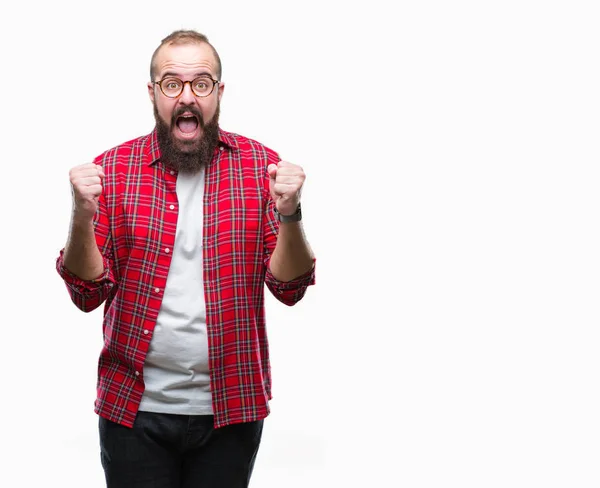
[139, 168, 213, 415]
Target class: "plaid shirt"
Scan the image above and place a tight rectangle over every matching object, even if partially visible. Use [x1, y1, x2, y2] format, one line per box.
[56, 128, 315, 429]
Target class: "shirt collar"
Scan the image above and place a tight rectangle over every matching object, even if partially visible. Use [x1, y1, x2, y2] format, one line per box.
[144, 127, 238, 167]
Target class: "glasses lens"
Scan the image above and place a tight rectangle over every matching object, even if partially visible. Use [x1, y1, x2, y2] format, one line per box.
[192, 77, 214, 97]
[160, 78, 183, 98]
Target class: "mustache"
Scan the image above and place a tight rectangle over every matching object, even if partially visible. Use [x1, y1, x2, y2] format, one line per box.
[172, 105, 205, 128]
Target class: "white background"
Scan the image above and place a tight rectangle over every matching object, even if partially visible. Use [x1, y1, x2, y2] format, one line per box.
[1, 0, 600, 487]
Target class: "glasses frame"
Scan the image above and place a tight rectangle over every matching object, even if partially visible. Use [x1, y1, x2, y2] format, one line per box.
[152, 76, 220, 99]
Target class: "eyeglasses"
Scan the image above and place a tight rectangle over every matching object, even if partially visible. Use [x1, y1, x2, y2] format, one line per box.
[152, 76, 220, 98]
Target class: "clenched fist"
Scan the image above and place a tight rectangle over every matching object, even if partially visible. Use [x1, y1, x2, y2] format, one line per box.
[69, 163, 105, 221]
[267, 160, 305, 216]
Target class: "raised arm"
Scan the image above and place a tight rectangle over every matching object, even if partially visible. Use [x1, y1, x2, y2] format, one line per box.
[56, 162, 114, 312]
[266, 160, 315, 282]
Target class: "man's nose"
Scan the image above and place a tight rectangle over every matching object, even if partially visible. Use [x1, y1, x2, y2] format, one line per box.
[179, 81, 196, 103]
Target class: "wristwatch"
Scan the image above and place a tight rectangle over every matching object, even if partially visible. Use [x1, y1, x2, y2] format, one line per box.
[274, 203, 302, 223]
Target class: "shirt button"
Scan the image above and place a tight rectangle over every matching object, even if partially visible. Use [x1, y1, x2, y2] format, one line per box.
[143, 330, 149, 335]
[155, 287, 160, 293]
[219, 146, 224, 151]
[169, 204, 175, 210]
[165, 248, 170, 253]
[135, 371, 140, 377]
[170, 170, 175, 175]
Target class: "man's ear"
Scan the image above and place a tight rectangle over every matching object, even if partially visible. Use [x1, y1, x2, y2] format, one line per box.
[217, 81, 225, 102]
[148, 82, 155, 103]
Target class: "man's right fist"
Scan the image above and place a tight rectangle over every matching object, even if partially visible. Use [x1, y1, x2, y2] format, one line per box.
[69, 163, 105, 221]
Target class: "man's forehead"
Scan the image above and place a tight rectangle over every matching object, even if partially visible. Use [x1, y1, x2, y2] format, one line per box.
[155, 42, 217, 73]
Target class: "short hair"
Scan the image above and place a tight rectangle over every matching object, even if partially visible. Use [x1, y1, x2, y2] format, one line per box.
[150, 30, 222, 81]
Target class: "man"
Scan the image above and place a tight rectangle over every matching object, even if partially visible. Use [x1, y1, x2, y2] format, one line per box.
[56, 30, 315, 488]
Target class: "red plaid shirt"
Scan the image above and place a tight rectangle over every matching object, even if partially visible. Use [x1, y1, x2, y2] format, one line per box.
[56, 128, 315, 429]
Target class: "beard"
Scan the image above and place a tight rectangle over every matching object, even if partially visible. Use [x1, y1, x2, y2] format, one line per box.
[154, 102, 220, 174]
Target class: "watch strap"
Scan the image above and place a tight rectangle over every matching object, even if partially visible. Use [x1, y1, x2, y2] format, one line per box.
[274, 203, 302, 223]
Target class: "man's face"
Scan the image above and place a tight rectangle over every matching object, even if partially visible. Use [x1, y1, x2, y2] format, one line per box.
[148, 42, 224, 171]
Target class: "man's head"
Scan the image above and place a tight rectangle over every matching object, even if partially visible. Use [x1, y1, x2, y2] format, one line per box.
[148, 30, 224, 173]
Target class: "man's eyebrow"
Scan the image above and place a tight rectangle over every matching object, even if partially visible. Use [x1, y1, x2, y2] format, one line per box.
[161, 71, 213, 79]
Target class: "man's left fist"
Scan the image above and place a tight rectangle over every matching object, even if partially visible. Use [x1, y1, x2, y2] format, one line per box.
[267, 160, 305, 216]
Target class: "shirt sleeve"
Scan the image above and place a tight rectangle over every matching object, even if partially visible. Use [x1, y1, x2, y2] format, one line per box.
[55, 249, 115, 312]
[264, 258, 316, 306]
[55, 183, 116, 313]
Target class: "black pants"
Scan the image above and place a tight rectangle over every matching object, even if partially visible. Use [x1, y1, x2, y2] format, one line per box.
[99, 411, 264, 488]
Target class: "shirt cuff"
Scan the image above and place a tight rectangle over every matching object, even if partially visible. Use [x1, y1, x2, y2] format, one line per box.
[265, 258, 316, 290]
[56, 249, 111, 293]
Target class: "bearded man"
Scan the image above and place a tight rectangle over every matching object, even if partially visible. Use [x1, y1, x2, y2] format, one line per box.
[56, 29, 316, 488]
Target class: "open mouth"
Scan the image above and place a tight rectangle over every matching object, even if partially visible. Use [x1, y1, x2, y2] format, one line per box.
[175, 114, 200, 138]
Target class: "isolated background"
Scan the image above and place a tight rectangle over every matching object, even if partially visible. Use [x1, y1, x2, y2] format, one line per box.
[1, 0, 599, 486]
